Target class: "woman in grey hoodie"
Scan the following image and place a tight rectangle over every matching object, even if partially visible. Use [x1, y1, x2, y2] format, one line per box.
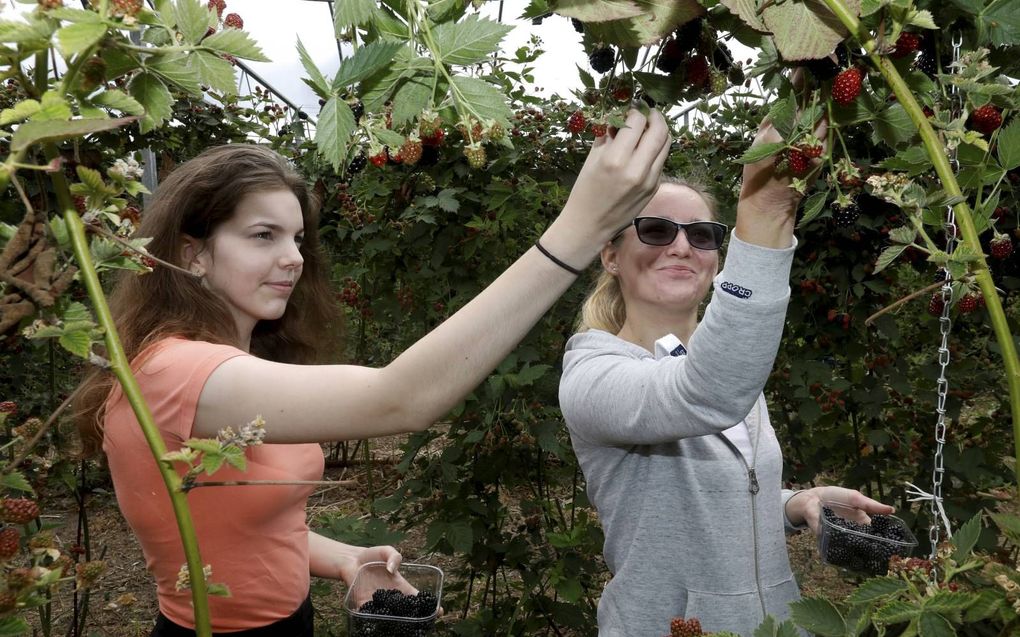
[558, 122, 894, 637]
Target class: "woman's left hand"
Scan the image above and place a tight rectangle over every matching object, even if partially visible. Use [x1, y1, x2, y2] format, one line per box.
[338, 545, 402, 587]
[785, 486, 895, 536]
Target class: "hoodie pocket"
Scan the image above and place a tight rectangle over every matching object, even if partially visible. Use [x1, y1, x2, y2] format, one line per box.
[682, 587, 767, 636]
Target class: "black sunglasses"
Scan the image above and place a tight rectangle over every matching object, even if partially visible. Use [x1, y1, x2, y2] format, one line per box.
[613, 216, 728, 250]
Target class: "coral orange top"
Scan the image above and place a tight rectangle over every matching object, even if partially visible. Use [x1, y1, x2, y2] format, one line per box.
[103, 337, 325, 630]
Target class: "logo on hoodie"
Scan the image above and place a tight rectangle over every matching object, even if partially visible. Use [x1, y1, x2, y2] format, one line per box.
[720, 281, 752, 299]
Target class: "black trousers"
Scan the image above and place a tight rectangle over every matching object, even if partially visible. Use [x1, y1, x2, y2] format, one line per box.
[149, 595, 314, 637]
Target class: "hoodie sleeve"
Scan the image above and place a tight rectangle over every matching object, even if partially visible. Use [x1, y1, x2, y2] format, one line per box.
[559, 232, 796, 447]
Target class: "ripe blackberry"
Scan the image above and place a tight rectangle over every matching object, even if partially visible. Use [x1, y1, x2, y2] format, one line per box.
[347, 152, 367, 175]
[683, 55, 710, 90]
[571, 18, 584, 33]
[802, 46, 849, 81]
[712, 43, 732, 71]
[673, 17, 703, 53]
[589, 46, 615, 74]
[832, 202, 860, 227]
[927, 292, 945, 317]
[915, 51, 938, 78]
[350, 99, 364, 123]
[656, 38, 685, 74]
[821, 506, 912, 575]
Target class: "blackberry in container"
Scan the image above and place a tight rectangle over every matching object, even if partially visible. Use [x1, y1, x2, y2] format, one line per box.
[818, 501, 917, 575]
[344, 562, 443, 637]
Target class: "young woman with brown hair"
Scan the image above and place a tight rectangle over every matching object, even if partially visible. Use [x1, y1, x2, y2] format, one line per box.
[76, 107, 672, 635]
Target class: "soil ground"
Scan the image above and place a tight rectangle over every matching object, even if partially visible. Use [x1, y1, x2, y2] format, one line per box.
[36, 438, 857, 637]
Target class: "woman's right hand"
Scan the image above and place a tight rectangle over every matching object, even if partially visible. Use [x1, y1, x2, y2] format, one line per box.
[540, 107, 672, 268]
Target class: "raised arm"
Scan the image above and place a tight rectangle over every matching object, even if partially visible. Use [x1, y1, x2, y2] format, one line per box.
[193, 108, 672, 443]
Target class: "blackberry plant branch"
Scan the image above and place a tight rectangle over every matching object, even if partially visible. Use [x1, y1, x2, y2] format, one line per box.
[84, 222, 196, 277]
[182, 478, 357, 492]
[820, 0, 1020, 492]
[63, 208, 214, 637]
[864, 280, 944, 326]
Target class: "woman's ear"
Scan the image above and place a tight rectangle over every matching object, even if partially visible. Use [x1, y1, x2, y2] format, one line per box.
[600, 243, 619, 274]
[180, 235, 206, 275]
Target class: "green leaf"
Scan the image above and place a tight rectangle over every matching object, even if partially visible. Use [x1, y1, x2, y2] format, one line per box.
[0, 471, 34, 494]
[585, 0, 705, 47]
[296, 37, 329, 98]
[515, 364, 551, 385]
[173, 0, 211, 45]
[0, 99, 41, 125]
[735, 141, 785, 165]
[187, 51, 236, 95]
[36, 90, 73, 121]
[207, 583, 231, 597]
[908, 10, 937, 29]
[334, 0, 377, 30]
[880, 146, 932, 175]
[200, 452, 225, 475]
[314, 97, 356, 171]
[553, 0, 645, 21]
[874, 245, 908, 273]
[185, 438, 222, 454]
[11, 116, 135, 152]
[888, 226, 917, 244]
[0, 17, 54, 44]
[221, 446, 246, 471]
[797, 191, 827, 226]
[63, 302, 90, 323]
[129, 72, 174, 133]
[447, 521, 473, 553]
[719, 0, 768, 32]
[767, 93, 797, 138]
[201, 28, 269, 62]
[333, 40, 405, 90]
[923, 591, 978, 616]
[763, 0, 859, 61]
[950, 513, 982, 562]
[980, 0, 1020, 47]
[48, 7, 103, 23]
[872, 102, 918, 148]
[788, 597, 846, 637]
[874, 600, 921, 624]
[147, 56, 203, 95]
[0, 616, 30, 636]
[59, 329, 92, 358]
[449, 76, 513, 121]
[917, 611, 954, 637]
[56, 21, 106, 58]
[91, 89, 145, 116]
[432, 15, 513, 66]
[964, 589, 1005, 622]
[996, 120, 1020, 170]
[989, 512, 1020, 544]
[390, 74, 433, 128]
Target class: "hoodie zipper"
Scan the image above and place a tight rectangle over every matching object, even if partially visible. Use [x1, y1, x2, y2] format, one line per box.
[717, 398, 767, 621]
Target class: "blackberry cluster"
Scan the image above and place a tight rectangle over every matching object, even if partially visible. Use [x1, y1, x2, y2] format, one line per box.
[351, 588, 438, 637]
[821, 506, 911, 575]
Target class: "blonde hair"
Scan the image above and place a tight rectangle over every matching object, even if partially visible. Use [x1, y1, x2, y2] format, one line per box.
[575, 176, 719, 334]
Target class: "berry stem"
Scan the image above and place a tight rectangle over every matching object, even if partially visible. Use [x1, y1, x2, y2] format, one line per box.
[864, 280, 943, 326]
[64, 209, 215, 637]
[820, 0, 1020, 493]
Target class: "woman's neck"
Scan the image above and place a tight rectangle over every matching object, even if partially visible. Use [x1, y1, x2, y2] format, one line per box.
[616, 306, 699, 353]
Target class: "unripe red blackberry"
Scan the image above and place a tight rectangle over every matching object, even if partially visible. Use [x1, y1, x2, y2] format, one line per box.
[110, 0, 143, 17]
[223, 12, 243, 29]
[208, 0, 226, 16]
[1, 498, 39, 525]
[990, 234, 1013, 259]
[0, 528, 19, 560]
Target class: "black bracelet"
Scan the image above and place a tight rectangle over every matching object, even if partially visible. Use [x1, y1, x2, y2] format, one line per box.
[535, 241, 583, 276]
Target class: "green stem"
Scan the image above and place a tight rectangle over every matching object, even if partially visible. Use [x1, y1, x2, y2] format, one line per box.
[820, 0, 1020, 492]
[63, 210, 214, 637]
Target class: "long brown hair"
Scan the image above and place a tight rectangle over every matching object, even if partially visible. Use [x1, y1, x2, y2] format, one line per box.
[576, 176, 719, 334]
[74, 144, 340, 455]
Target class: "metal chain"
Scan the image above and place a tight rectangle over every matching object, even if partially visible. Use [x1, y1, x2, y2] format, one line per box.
[928, 30, 964, 577]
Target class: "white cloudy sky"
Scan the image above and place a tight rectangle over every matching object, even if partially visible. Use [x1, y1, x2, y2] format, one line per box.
[231, 0, 585, 117]
[0, 0, 586, 116]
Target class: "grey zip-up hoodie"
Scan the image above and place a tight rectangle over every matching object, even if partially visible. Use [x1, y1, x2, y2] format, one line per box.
[560, 233, 802, 637]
